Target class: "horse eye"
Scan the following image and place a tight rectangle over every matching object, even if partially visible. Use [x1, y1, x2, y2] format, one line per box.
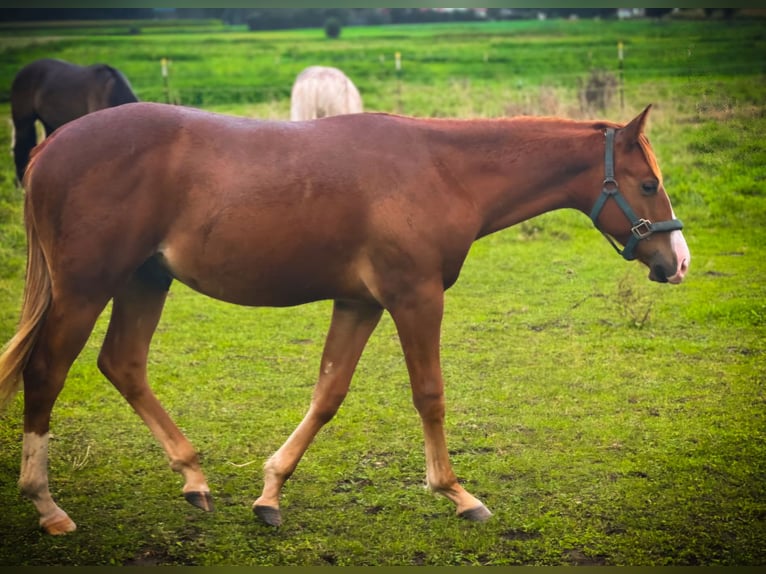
[641, 181, 659, 196]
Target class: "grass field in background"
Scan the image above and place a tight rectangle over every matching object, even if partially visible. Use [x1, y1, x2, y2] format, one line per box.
[0, 18, 764, 566]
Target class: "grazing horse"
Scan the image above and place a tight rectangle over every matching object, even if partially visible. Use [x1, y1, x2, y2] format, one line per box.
[10, 58, 138, 183]
[0, 102, 689, 535]
[290, 65, 363, 120]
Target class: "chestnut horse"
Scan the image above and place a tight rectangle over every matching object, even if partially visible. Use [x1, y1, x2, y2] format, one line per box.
[10, 58, 138, 183]
[0, 102, 689, 535]
[290, 65, 363, 120]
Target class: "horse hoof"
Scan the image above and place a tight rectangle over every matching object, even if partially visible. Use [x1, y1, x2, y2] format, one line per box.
[253, 504, 282, 527]
[41, 512, 77, 535]
[458, 504, 492, 522]
[184, 491, 215, 512]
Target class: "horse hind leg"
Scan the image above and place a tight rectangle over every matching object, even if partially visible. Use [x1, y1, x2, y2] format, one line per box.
[20, 294, 109, 534]
[96, 267, 213, 513]
[253, 300, 383, 526]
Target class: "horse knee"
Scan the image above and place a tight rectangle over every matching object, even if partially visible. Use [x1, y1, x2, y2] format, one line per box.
[412, 389, 445, 422]
[310, 391, 347, 424]
[97, 351, 146, 401]
[96, 350, 116, 380]
[97, 345, 142, 378]
[311, 403, 341, 425]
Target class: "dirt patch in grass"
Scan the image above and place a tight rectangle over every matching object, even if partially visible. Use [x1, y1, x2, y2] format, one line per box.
[564, 549, 609, 566]
[501, 528, 541, 541]
[123, 546, 194, 566]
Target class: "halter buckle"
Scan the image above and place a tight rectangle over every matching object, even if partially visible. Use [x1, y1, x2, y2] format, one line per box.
[631, 219, 653, 239]
[602, 177, 618, 194]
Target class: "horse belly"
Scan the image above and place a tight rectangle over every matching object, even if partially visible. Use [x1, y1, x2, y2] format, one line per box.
[159, 218, 366, 307]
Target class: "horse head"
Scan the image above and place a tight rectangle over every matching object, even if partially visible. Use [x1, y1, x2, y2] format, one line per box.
[589, 105, 690, 284]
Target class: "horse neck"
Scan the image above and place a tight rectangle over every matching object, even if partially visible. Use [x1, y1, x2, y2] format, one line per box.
[423, 117, 606, 239]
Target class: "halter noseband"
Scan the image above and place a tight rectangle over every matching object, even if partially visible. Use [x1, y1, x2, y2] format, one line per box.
[589, 128, 684, 261]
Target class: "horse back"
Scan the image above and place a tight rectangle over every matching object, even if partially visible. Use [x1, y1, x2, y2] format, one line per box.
[28, 101, 478, 223]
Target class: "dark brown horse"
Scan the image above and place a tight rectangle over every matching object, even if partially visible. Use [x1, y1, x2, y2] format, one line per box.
[10, 58, 138, 183]
[0, 102, 689, 534]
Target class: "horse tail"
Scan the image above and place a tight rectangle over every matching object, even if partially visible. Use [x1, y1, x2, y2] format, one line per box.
[0, 151, 52, 411]
[11, 116, 38, 184]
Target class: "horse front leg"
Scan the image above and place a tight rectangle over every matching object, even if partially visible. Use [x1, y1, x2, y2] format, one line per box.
[390, 284, 492, 522]
[253, 300, 382, 526]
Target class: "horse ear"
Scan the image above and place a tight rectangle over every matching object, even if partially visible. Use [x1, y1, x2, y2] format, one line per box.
[622, 104, 652, 146]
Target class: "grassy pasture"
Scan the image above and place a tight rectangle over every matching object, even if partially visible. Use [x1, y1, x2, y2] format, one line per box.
[0, 18, 764, 566]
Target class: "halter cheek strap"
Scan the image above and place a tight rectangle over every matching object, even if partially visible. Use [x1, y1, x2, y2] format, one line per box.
[589, 128, 684, 261]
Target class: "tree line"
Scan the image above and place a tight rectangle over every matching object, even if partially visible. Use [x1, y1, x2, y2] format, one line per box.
[0, 8, 739, 28]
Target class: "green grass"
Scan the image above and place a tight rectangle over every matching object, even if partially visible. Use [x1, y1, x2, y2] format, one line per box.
[0, 18, 764, 566]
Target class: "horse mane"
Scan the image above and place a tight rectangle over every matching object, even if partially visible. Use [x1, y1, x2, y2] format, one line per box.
[477, 115, 662, 181]
[375, 112, 621, 133]
[637, 133, 662, 182]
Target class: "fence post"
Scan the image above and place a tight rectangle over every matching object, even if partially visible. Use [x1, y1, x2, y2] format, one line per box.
[161, 57, 170, 104]
[395, 51, 402, 113]
[618, 41, 624, 111]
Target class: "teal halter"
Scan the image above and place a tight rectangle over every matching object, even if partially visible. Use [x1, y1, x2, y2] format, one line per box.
[589, 128, 684, 261]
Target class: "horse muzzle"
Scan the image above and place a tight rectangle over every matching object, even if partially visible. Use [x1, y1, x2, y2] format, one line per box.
[649, 261, 686, 284]
[648, 231, 690, 284]
[664, 256, 689, 284]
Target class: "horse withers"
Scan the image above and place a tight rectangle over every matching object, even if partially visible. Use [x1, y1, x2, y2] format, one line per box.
[290, 65, 363, 120]
[0, 102, 689, 534]
[10, 58, 138, 184]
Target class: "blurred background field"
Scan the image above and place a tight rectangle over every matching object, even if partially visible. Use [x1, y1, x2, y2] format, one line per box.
[0, 8, 764, 566]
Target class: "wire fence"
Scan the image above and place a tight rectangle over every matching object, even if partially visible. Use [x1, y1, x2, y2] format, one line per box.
[129, 56, 765, 119]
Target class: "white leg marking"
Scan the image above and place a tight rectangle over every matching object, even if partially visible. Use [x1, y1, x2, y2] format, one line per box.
[20, 432, 75, 531]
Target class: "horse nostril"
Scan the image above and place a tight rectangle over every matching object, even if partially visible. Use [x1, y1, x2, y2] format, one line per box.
[680, 257, 689, 274]
[651, 264, 668, 283]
